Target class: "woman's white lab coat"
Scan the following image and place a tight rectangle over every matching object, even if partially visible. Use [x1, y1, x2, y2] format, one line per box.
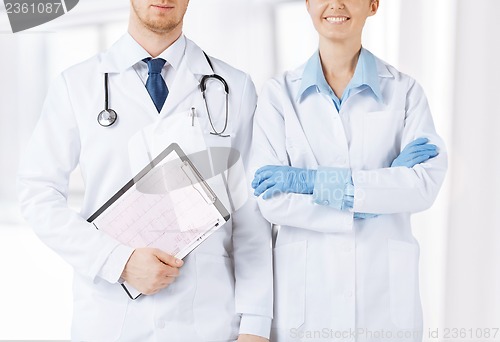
[18, 35, 272, 342]
[251, 54, 447, 342]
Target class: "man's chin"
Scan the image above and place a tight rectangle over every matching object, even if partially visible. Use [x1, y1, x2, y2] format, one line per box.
[144, 20, 180, 34]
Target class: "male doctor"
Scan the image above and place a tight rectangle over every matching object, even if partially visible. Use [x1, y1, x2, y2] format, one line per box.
[18, 0, 271, 341]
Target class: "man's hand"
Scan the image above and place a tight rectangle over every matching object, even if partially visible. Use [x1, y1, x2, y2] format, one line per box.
[121, 248, 183, 295]
[237, 335, 269, 342]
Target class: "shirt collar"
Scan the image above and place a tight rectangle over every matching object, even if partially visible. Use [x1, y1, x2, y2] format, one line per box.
[296, 47, 382, 102]
[155, 34, 186, 71]
[99, 33, 186, 73]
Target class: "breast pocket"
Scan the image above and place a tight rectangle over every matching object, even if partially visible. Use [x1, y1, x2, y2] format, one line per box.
[362, 110, 405, 168]
[127, 108, 208, 169]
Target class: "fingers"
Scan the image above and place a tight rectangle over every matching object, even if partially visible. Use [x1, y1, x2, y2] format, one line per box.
[141, 262, 181, 295]
[404, 145, 438, 165]
[262, 186, 282, 200]
[154, 249, 183, 267]
[142, 276, 176, 295]
[408, 153, 433, 166]
[409, 147, 438, 164]
[156, 263, 181, 278]
[255, 165, 277, 175]
[406, 146, 439, 164]
[254, 173, 284, 199]
[141, 265, 180, 295]
[428, 149, 439, 158]
[406, 144, 437, 155]
[253, 165, 287, 189]
[422, 148, 438, 158]
[405, 137, 429, 150]
[393, 138, 439, 168]
[157, 277, 177, 291]
[252, 169, 276, 189]
[122, 248, 184, 295]
[254, 178, 277, 197]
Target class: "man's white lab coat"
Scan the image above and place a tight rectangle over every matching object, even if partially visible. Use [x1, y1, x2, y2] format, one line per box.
[18, 34, 272, 342]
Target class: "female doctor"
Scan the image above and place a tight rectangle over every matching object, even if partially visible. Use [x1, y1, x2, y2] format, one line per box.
[17, 0, 272, 341]
[251, 0, 447, 341]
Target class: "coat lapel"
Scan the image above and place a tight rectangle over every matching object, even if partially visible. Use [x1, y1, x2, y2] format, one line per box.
[98, 34, 159, 118]
[159, 38, 214, 117]
[98, 35, 215, 119]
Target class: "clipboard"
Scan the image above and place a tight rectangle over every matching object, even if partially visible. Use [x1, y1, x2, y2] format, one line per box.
[87, 143, 230, 300]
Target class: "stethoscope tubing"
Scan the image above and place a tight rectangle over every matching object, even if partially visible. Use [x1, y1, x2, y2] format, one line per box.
[200, 72, 230, 137]
[97, 73, 118, 127]
[98, 53, 230, 137]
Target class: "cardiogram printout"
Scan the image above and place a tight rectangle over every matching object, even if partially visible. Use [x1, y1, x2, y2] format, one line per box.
[88, 144, 229, 260]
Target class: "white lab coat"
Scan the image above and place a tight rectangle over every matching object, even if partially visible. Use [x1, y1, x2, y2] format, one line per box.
[251, 55, 447, 342]
[18, 34, 272, 342]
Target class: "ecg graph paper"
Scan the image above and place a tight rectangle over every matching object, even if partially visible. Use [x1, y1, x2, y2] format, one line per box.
[93, 156, 224, 258]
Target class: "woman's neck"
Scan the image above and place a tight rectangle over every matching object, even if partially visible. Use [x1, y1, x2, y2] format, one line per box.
[318, 38, 362, 99]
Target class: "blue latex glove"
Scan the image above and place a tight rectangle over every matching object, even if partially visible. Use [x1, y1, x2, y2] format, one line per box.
[354, 212, 379, 219]
[354, 138, 438, 220]
[252, 165, 317, 200]
[391, 137, 439, 168]
[312, 167, 354, 210]
[343, 179, 354, 210]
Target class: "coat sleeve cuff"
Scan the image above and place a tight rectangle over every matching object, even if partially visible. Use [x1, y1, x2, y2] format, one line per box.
[96, 244, 135, 283]
[239, 314, 272, 339]
[312, 167, 352, 210]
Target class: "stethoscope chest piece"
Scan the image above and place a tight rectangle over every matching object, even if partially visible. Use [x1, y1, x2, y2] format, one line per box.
[98, 73, 118, 127]
[98, 109, 117, 127]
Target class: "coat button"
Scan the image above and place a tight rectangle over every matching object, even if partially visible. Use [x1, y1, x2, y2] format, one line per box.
[156, 320, 165, 329]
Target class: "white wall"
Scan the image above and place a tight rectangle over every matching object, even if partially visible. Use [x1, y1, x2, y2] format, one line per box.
[396, 1, 457, 336]
[444, 0, 500, 338]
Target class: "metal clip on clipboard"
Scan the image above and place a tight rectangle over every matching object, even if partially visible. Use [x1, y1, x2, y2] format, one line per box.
[180, 160, 217, 204]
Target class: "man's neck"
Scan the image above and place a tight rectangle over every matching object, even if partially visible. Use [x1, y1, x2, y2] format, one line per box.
[128, 21, 182, 58]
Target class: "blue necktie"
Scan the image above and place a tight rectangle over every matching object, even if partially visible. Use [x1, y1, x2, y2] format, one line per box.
[143, 58, 168, 113]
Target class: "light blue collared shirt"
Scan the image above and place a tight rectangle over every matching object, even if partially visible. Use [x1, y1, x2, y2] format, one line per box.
[297, 48, 382, 111]
[297, 48, 382, 209]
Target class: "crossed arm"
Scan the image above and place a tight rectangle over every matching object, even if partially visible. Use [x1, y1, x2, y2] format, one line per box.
[252, 137, 439, 218]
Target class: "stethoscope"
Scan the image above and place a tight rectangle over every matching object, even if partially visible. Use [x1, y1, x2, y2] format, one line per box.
[97, 52, 230, 137]
[97, 73, 118, 127]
